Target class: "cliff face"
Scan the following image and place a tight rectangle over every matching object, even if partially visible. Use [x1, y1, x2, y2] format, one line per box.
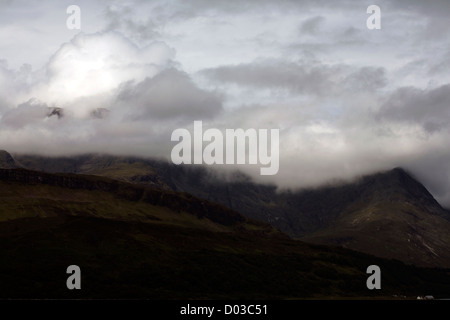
[0, 150, 19, 169]
[0, 168, 249, 227]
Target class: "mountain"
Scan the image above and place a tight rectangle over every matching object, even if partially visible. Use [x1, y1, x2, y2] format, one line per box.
[0, 150, 19, 169]
[13, 153, 450, 268]
[300, 168, 450, 268]
[2, 166, 450, 299]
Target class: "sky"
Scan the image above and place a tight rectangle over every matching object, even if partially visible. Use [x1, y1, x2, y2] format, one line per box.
[1, 0, 450, 205]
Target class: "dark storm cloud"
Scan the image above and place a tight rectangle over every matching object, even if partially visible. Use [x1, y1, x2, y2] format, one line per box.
[200, 60, 336, 95]
[116, 68, 223, 121]
[201, 60, 387, 95]
[388, 0, 450, 16]
[378, 85, 450, 133]
[300, 16, 325, 35]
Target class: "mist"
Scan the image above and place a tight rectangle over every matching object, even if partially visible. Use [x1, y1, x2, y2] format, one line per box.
[1, 0, 450, 206]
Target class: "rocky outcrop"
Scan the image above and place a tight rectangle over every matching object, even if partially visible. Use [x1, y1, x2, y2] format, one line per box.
[0, 168, 249, 227]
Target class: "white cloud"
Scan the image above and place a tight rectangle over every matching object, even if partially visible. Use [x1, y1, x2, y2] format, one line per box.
[0, 0, 450, 207]
[38, 32, 175, 117]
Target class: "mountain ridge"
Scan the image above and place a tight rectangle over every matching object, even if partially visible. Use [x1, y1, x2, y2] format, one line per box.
[0, 167, 268, 229]
[10, 152, 450, 268]
[2, 162, 450, 298]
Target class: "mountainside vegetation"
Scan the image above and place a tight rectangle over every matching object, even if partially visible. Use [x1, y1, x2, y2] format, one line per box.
[14, 153, 450, 268]
[1, 164, 450, 299]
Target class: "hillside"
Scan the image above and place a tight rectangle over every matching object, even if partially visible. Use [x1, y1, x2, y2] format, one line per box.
[14, 153, 450, 268]
[2, 166, 450, 298]
[300, 168, 450, 268]
[0, 150, 19, 169]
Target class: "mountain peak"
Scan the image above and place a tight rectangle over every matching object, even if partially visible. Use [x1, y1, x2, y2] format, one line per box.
[363, 167, 448, 218]
[0, 150, 19, 169]
[391, 166, 409, 175]
[390, 167, 419, 182]
[382, 167, 433, 198]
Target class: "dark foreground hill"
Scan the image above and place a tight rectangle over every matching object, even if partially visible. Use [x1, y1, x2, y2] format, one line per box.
[1, 167, 450, 299]
[14, 153, 450, 268]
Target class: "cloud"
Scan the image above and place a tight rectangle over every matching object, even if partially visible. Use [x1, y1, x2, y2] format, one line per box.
[115, 68, 223, 121]
[0, 98, 48, 128]
[0, 0, 450, 208]
[0, 60, 34, 108]
[38, 31, 175, 117]
[104, 3, 160, 43]
[300, 16, 325, 35]
[377, 85, 450, 133]
[0, 29, 222, 160]
[201, 60, 336, 95]
[200, 60, 387, 97]
[343, 67, 387, 91]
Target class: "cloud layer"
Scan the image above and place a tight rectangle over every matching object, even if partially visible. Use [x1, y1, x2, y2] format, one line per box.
[1, 0, 450, 206]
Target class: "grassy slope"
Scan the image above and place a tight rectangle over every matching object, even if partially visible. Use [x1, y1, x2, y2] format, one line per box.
[301, 194, 450, 268]
[13, 155, 450, 269]
[1, 174, 450, 299]
[82, 160, 450, 269]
